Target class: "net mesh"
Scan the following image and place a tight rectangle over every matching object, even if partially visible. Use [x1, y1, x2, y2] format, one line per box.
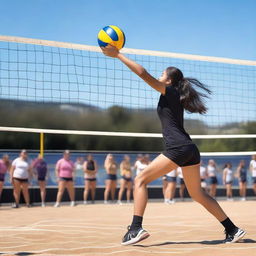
[0, 36, 255, 129]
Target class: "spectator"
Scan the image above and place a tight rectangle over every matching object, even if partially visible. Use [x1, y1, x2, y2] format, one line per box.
[236, 160, 247, 201]
[177, 167, 185, 201]
[134, 155, 149, 176]
[117, 155, 133, 204]
[223, 163, 233, 201]
[0, 154, 11, 204]
[200, 160, 208, 192]
[207, 159, 218, 198]
[54, 150, 75, 207]
[32, 154, 48, 207]
[104, 154, 118, 203]
[163, 169, 177, 204]
[249, 155, 256, 196]
[10, 150, 32, 208]
[83, 154, 98, 204]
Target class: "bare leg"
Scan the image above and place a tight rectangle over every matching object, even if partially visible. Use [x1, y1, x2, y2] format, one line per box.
[56, 180, 65, 203]
[165, 182, 172, 200]
[111, 181, 116, 201]
[133, 154, 177, 216]
[38, 181, 46, 203]
[90, 181, 96, 201]
[83, 180, 90, 201]
[162, 179, 167, 199]
[13, 180, 21, 205]
[104, 180, 111, 201]
[0, 182, 3, 202]
[182, 164, 227, 222]
[179, 184, 185, 200]
[253, 183, 256, 196]
[210, 184, 217, 198]
[170, 181, 176, 200]
[66, 181, 75, 201]
[118, 179, 126, 201]
[21, 182, 30, 205]
[126, 181, 132, 201]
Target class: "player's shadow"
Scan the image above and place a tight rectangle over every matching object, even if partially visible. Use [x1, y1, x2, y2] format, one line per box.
[134, 239, 256, 247]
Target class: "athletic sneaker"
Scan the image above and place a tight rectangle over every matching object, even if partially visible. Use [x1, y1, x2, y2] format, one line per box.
[70, 201, 75, 207]
[54, 202, 60, 207]
[117, 200, 123, 205]
[11, 203, 19, 208]
[41, 202, 46, 207]
[224, 228, 246, 243]
[121, 226, 150, 246]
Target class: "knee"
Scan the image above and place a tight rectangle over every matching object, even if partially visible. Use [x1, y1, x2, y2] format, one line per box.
[134, 175, 147, 188]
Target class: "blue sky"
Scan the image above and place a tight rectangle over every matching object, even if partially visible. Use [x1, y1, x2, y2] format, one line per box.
[0, 0, 256, 60]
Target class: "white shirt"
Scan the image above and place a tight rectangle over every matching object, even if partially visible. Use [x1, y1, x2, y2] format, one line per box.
[166, 169, 176, 177]
[135, 160, 148, 176]
[200, 166, 207, 178]
[224, 168, 233, 183]
[12, 157, 30, 179]
[177, 167, 183, 179]
[207, 165, 217, 177]
[250, 160, 256, 177]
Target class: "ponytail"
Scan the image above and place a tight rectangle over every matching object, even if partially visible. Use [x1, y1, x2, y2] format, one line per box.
[166, 67, 211, 114]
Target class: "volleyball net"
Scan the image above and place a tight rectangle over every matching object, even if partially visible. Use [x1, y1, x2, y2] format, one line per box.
[0, 35, 255, 153]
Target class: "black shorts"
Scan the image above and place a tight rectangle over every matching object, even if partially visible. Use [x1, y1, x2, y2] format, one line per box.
[106, 174, 117, 181]
[59, 177, 73, 182]
[38, 177, 46, 181]
[13, 177, 29, 183]
[122, 176, 132, 182]
[225, 181, 233, 185]
[163, 144, 200, 167]
[239, 177, 247, 183]
[85, 178, 96, 182]
[179, 178, 185, 185]
[209, 176, 218, 185]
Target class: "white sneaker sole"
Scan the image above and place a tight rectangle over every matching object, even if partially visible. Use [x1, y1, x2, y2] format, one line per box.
[121, 230, 150, 246]
[225, 229, 246, 243]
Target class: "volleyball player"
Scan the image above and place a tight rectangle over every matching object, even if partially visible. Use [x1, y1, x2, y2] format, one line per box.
[10, 150, 32, 208]
[249, 155, 256, 196]
[54, 150, 75, 207]
[0, 154, 10, 204]
[104, 154, 118, 203]
[83, 154, 98, 204]
[134, 155, 149, 176]
[101, 45, 246, 245]
[236, 160, 247, 201]
[117, 155, 133, 204]
[32, 154, 48, 207]
[223, 163, 234, 201]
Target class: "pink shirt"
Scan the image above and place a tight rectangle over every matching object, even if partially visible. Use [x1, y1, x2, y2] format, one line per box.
[0, 159, 8, 174]
[56, 158, 74, 178]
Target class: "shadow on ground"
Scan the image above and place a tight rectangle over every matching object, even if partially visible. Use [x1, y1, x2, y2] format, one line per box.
[134, 239, 256, 247]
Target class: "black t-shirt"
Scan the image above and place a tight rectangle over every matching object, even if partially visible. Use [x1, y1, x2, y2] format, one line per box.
[157, 86, 193, 149]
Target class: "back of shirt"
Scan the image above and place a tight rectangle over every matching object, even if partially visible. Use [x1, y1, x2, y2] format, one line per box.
[157, 86, 192, 149]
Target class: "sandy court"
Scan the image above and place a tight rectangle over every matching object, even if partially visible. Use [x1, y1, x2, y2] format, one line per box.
[0, 200, 255, 256]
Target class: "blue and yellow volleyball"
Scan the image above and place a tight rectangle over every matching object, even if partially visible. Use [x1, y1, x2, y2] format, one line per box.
[97, 25, 125, 50]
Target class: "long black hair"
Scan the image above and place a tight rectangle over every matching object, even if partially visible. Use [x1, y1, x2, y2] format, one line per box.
[166, 67, 211, 114]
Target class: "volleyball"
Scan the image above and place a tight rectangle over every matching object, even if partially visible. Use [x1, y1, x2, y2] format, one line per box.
[97, 25, 125, 50]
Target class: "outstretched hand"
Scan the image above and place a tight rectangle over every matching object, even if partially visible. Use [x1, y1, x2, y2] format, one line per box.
[101, 45, 120, 58]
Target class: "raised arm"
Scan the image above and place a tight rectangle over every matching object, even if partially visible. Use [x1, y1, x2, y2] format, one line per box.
[101, 45, 166, 94]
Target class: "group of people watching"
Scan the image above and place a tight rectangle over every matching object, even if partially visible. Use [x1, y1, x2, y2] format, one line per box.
[162, 157, 256, 204]
[0, 150, 256, 207]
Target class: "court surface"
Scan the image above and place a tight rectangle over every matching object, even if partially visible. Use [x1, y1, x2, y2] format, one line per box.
[0, 200, 256, 256]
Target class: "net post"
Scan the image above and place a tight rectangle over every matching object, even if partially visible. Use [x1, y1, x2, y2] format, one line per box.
[40, 132, 44, 157]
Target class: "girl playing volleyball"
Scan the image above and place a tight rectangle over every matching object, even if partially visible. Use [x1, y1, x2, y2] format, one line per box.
[101, 45, 245, 245]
